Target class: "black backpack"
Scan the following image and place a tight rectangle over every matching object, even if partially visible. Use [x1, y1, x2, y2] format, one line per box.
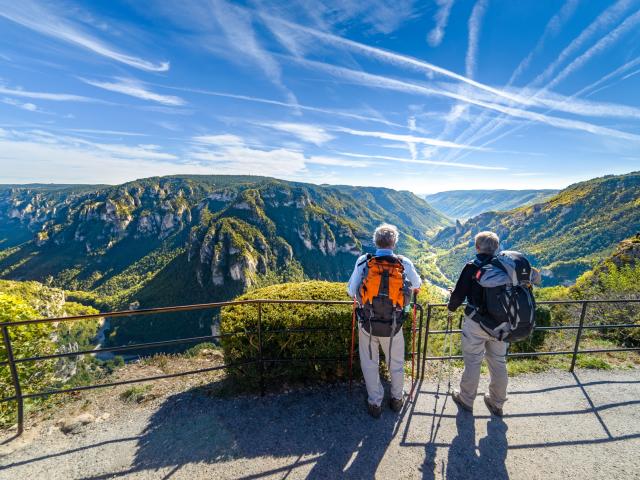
[470, 251, 536, 342]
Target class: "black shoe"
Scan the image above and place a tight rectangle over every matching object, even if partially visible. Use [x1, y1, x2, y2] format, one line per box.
[367, 402, 382, 419]
[451, 390, 473, 413]
[390, 397, 404, 412]
[483, 394, 504, 417]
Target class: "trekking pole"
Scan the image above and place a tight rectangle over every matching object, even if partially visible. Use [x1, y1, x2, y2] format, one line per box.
[349, 298, 357, 394]
[409, 291, 418, 400]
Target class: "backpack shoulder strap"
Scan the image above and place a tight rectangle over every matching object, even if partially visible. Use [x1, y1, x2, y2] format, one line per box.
[356, 253, 373, 267]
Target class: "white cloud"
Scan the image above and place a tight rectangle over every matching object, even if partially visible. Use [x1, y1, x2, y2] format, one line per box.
[209, 0, 297, 105]
[337, 151, 507, 170]
[80, 77, 185, 106]
[531, 0, 635, 87]
[466, 0, 488, 79]
[150, 84, 405, 127]
[428, 0, 455, 47]
[192, 134, 245, 146]
[0, 85, 95, 102]
[336, 127, 488, 150]
[0, 0, 169, 72]
[0, 130, 189, 184]
[261, 13, 525, 104]
[260, 122, 334, 145]
[545, 9, 640, 90]
[189, 132, 368, 175]
[508, 0, 579, 84]
[65, 128, 148, 137]
[2, 97, 38, 111]
[295, 59, 640, 143]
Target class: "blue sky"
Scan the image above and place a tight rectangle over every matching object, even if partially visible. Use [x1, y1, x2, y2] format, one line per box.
[1, 0, 639, 193]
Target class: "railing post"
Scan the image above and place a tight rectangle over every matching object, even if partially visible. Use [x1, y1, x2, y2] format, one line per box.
[570, 302, 589, 373]
[257, 301, 265, 396]
[420, 304, 432, 380]
[2, 326, 23, 436]
[415, 305, 424, 382]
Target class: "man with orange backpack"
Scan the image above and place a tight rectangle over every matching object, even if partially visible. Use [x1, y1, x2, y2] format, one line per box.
[347, 224, 422, 418]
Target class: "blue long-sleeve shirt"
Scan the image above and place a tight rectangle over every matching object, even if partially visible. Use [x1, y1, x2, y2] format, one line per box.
[347, 248, 422, 298]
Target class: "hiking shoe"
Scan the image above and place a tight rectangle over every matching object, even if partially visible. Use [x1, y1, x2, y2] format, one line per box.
[367, 402, 382, 419]
[483, 394, 504, 417]
[451, 390, 473, 413]
[390, 397, 404, 412]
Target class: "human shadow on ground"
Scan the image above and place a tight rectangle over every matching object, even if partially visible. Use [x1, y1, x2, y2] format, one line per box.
[446, 410, 509, 480]
[129, 383, 400, 479]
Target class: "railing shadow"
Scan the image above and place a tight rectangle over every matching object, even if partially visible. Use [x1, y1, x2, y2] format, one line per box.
[128, 383, 399, 479]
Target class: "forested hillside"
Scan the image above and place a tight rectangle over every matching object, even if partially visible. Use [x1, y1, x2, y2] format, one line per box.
[0, 175, 449, 345]
[425, 189, 559, 220]
[431, 172, 640, 286]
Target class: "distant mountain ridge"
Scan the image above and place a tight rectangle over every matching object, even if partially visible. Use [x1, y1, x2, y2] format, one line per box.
[0, 175, 449, 345]
[424, 189, 559, 220]
[431, 172, 640, 286]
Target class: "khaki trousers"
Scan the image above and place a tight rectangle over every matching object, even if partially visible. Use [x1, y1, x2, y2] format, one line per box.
[358, 327, 405, 407]
[459, 316, 508, 408]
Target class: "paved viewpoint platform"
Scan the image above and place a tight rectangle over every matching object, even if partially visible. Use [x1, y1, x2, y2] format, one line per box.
[1, 369, 639, 479]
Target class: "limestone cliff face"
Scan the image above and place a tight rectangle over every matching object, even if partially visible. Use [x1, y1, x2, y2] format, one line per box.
[0, 176, 448, 314]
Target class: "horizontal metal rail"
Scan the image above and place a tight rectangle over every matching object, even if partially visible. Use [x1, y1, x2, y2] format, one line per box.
[1, 296, 638, 441]
[0, 361, 257, 402]
[426, 323, 640, 335]
[0, 298, 353, 328]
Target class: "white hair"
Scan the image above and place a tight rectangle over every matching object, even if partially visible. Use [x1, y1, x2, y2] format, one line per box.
[373, 224, 399, 249]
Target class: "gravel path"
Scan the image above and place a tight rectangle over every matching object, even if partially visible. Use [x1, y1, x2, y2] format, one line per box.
[1, 368, 639, 479]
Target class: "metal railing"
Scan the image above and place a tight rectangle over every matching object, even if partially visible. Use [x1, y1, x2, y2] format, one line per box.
[0, 298, 424, 437]
[1, 297, 638, 438]
[420, 299, 640, 379]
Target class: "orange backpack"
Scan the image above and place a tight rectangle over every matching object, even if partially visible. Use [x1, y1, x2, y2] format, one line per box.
[357, 254, 411, 337]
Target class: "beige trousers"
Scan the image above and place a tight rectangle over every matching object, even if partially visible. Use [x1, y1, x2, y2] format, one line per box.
[358, 327, 405, 407]
[459, 316, 508, 408]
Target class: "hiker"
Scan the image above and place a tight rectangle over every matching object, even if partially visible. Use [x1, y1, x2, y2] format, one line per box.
[347, 223, 422, 418]
[448, 231, 540, 416]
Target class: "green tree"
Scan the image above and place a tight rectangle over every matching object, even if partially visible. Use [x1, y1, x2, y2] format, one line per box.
[0, 293, 56, 424]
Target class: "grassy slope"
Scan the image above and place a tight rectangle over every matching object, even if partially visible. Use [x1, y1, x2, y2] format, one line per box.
[430, 172, 640, 286]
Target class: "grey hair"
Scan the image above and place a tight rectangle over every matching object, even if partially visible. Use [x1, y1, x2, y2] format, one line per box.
[475, 231, 500, 255]
[373, 223, 399, 249]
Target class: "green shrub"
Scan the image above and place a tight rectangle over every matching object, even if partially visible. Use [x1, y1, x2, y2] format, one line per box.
[220, 281, 357, 389]
[0, 294, 56, 424]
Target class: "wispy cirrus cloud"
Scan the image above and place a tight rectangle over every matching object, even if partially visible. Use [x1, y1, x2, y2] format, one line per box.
[447, 3, 640, 161]
[0, 0, 169, 72]
[189, 132, 369, 175]
[336, 151, 506, 170]
[80, 77, 185, 106]
[260, 12, 524, 104]
[148, 84, 404, 127]
[209, 0, 297, 105]
[545, 9, 640, 91]
[2, 97, 38, 112]
[531, 0, 636, 87]
[0, 129, 206, 184]
[335, 127, 488, 150]
[508, 0, 579, 84]
[428, 0, 455, 47]
[0, 84, 95, 102]
[466, 0, 489, 79]
[295, 58, 640, 143]
[259, 122, 334, 145]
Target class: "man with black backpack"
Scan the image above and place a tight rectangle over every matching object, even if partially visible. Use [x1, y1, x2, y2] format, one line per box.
[448, 231, 540, 416]
[347, 224, 422, 418]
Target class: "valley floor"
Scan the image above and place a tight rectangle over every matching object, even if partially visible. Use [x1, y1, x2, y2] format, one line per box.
[1, 368, 639, 479]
